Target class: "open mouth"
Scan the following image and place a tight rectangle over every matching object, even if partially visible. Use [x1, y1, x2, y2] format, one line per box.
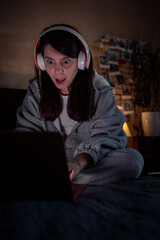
[56, 78, 66, 84]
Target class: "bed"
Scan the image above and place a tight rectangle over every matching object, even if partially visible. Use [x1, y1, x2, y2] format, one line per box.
[0, 88, 160, 239]
[0, 175, 160, 240]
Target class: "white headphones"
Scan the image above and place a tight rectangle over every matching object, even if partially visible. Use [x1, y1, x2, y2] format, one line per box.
[34, 26, 91, 71]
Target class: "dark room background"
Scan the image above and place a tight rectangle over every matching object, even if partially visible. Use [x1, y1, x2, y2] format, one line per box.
[0, 0, 160, 89]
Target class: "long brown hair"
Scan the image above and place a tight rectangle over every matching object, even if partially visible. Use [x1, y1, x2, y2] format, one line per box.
[35, 24, 95, 122]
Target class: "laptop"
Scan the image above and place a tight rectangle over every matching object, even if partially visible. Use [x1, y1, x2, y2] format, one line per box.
[0, 131, 86, 202]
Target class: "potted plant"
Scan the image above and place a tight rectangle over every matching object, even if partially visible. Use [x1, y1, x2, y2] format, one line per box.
[132, 46, 160, 136]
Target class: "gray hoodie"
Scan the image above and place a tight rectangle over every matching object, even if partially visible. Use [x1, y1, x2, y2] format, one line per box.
[16, 71, 127, 164]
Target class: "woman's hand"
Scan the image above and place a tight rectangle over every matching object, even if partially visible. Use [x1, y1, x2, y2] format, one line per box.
[67, 153, 93, 182]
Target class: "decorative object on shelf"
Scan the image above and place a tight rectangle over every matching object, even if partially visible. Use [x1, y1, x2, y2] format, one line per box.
[141, 112, 160, 136]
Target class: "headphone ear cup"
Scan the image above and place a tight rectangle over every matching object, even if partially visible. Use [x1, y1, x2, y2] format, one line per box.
[37, 53, 46, 71]
[78, 51, 86, 70]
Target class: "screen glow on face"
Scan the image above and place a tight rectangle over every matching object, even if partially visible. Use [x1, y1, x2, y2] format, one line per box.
[44, 44, 78, 95]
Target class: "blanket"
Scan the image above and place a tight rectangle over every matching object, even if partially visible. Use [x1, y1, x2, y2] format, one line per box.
[0, 176, 160, 240]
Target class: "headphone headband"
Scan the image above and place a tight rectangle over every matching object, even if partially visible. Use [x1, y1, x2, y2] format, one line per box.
[34, 25, 91, 70]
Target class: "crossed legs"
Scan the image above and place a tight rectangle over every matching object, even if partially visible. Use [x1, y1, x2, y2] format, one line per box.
[73, 148, 144, 185]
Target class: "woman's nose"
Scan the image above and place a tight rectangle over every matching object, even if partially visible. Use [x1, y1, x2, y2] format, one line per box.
[54, 64, 64, 73]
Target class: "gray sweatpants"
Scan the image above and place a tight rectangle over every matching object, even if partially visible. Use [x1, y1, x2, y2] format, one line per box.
[73, 148, 144, 185]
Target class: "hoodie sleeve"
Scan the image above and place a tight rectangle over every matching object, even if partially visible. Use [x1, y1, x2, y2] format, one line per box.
[15, 79, 43, 132]
[74, 88, 127, 165]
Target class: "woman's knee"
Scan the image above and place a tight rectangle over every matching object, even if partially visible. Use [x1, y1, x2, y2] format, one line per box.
[106, 148, 144, 179]
[119, 148, 144, 178]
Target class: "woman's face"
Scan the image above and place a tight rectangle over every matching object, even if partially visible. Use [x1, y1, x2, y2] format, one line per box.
[44, 44, 78, 95]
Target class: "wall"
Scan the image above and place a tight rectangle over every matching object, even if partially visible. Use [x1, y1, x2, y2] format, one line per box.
[0, 0, 160, 89]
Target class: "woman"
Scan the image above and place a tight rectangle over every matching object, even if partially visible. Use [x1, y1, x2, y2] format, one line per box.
[16, 24, 144, 185]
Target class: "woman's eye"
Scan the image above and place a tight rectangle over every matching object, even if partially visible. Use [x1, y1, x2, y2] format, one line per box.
[47, 59, 54, 65]
[62, 59, 70, 65]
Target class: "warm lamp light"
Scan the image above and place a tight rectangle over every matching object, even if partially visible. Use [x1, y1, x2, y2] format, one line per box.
[123, 122, 132, 136]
